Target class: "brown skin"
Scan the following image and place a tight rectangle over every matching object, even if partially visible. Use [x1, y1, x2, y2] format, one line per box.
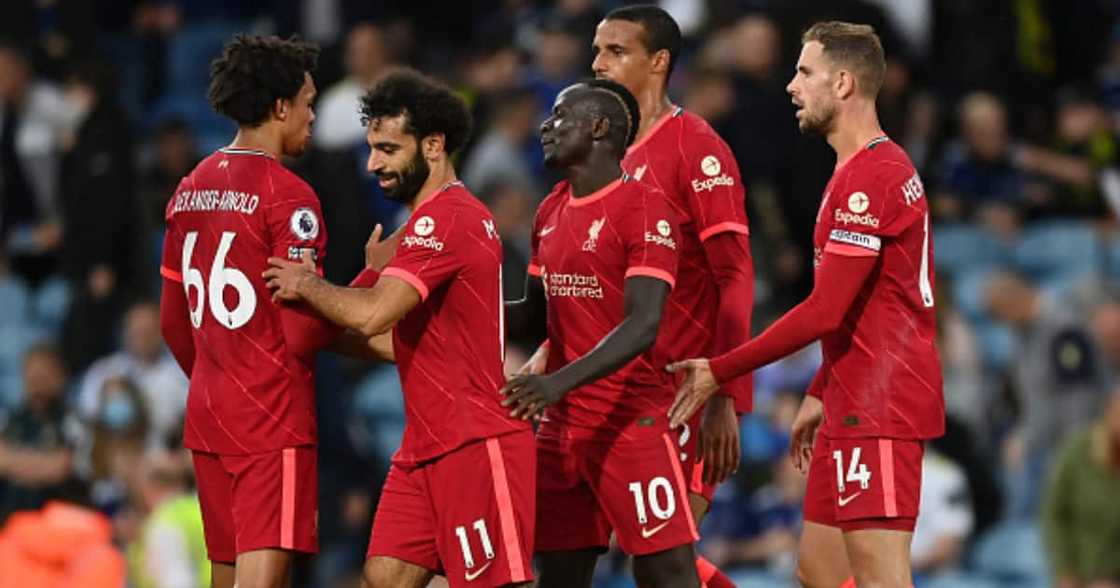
[591, 15, 742, 514]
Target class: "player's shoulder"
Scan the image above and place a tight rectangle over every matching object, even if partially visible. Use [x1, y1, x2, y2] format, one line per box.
[617, 175, 671, 214]
[537, 180, 570, 215]
[854, 139, 918, 186]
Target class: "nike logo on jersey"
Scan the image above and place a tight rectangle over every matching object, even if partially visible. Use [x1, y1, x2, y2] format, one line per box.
[539, 226, 556, 237]
[641, 521, 671, 539]
[465, 561, 493, 582]
[838, 493, 861, 507]
[633, 164, 648, 181]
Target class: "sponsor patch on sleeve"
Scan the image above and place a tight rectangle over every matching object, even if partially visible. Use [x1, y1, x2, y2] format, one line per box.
[828, 229, 881, 252]
[287, 246, 319, 261]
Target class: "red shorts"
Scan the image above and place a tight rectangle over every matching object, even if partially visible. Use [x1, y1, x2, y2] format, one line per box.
[536, 432, 699, 556]
[192, 446, 318, 563]
[367, 430, 535, 588]
[803, 433, 923, 532]
[677, 413, 717, 503]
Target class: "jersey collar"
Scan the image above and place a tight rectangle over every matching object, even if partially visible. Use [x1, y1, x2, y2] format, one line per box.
[625, 105, 682, 156]
[568, 177, 624, 208]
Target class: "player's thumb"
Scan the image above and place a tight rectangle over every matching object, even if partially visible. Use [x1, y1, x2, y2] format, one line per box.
[367, 223, 384, 244]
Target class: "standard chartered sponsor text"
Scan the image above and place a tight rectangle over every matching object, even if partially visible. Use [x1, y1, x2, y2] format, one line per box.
[546, 271, 604, 299]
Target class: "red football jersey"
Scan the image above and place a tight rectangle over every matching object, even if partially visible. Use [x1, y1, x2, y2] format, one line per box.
[813, 137, 944, 440]
[621, 107, 753, 412]
[160, 148, 334, 454]
[527, 177, 680, 442]
[383, 182, 530, 468]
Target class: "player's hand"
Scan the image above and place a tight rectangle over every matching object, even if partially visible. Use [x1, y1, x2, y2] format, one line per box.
[666, 358, 718, 429]
[516, 343, 549, 376]
[365, 223, 404, 271]
[500, 374, 565, 420]
[699, 395, 740, 486]
[263, 252, 317, 302]
[789, 395, 824, 474]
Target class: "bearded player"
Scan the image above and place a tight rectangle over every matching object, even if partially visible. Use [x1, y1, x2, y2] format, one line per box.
[667, 22, 943, 588]
[264, 69, 534, 588]
[585, 6, 755, 586]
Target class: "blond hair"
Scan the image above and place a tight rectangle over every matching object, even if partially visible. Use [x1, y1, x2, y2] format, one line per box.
[802, 21, 885, 97]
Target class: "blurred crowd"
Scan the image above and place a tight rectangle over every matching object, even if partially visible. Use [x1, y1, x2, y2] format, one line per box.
[3, 1, 1120, 587]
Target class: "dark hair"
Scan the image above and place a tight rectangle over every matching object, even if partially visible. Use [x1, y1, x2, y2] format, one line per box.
[359, 68, 473, 155]
[208, 34, 319, 128]
[604, 4, 682, 77]
[578, 78, 641, 154]
[802, 21, 885, 97]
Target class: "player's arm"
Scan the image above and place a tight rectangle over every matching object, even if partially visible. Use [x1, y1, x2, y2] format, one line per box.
[703, 232, 754, 400]
[668, 250, 876, 427]
[158, 227, 196, 375]
[328, 329, 395, 362]
[265, 256, 419, 338]
[501, 275, 670, 419]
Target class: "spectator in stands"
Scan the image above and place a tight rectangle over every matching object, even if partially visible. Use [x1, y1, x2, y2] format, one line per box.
[126, 449, 209, 588]
[58, 58, 138, 289]
[0, 40, 73, 283]
[935, 92, 1025, 234]
[137, 118, 199, 244]
[1043, 387, 1120, 587]
[78, 301, 188, 449]
[1037, 89, 1117, 219]
[987, 271, 1110, 515]
[463, 87, 542, 197]
[911, 449, 975, 579]
[0, 344, 83, 523]
[524, 18, 583, 122]
[313, 22, 391, 151]
[85, 376, 149, 513]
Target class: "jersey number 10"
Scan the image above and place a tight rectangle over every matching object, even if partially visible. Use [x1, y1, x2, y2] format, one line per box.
[181, 231, 258, 330]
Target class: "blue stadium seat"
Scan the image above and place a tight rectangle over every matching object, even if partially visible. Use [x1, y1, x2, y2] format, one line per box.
[0, 324, 49, 408]
[969, 520, 1049, 588]
[0, 276, 30, 328]
[348, 366, 406, 464]
[30, 276, 71, 337]
[933, 224, 1011, 276]
[1014, 222, 1103, 282]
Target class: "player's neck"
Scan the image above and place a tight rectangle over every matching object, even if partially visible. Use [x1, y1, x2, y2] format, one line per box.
[409, 159, 458, 212]
[228, 127, 282, 160]
[567, 156, 623, 198]
[634, 90, 674, 144]
[827, 102, 885, 169]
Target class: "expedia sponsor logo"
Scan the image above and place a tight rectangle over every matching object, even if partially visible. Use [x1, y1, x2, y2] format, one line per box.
[644, 232, 677, 250]
[834, 208, 880, 228]
[402, 235, 445, 251]
[691, 175, 735, 193]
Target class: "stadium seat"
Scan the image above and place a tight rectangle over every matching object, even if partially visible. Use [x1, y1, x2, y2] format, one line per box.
[0, 324, 49, 409]
[933, 224, 1011, 276]
[30, 276, 71, 337]
[920, 571, 1003, 588]
[1013, 222, 1103, 283]
[969, 520, 1049, 588]
[0, 276, 31, 329]
[348, 367, 406, 464]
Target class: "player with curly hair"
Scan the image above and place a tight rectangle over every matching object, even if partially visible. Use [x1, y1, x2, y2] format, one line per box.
[264, 68, 535, 588]
[159, 34, 336, 588]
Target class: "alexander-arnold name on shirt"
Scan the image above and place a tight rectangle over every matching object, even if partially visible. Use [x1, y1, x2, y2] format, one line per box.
[171, 189, 260, 215]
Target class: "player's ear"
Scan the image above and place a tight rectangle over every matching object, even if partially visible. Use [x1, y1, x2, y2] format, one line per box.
[650, 48, 671, 75]
[591, 115, 611, 142]
[422, 133, 445, 159]
[273, 97, 290, 122]
[835, 69, 856, 100]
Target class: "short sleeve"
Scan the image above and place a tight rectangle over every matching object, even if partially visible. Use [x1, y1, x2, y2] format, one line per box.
[677, 128, 749, 242]
[265, 180, 329, 273]
[825, 164, 924, 258]
[621, 185, 679, 289]
[160, 181, 187, 283]
[384, 200, 471, 300]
